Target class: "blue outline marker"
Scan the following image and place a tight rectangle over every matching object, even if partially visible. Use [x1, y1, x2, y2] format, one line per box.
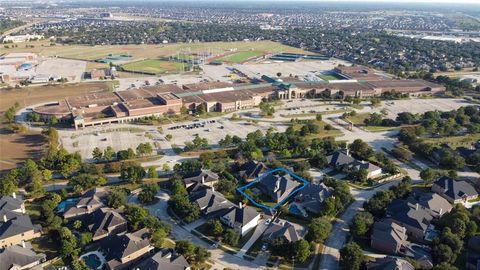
[237, 167, 309, 210]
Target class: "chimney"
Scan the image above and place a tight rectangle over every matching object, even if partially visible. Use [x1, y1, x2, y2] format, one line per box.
[239, 202, 243, 209]
[439, 208, 443, 216]
[3, 215, 7, 222]
[274, 180, 280, 193]
[202, 174, 207, 184]
[415, 203, 419, 210]
[21, 240, 26, 248]
[211, 185, 215, 192]
[12, 192, 16, 199]
[346, 145, 349, 156]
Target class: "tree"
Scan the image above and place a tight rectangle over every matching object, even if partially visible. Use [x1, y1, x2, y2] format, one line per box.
[107, 189, 127, 208]
[120, 162, 146, 183]
[223, 229, 240, 246]
[4, 105, 16, 123]
[350, 212, 374, 238]
[432, 263, 458, 270]
[79, 232, 93, 246]
[151, 228, 168, 248]
[316, 113, 322, 121]
[42, 169, 53, 181]
[432, 244, 454, 264]
[207, 219, 224, 237]
[92, 147, 103, 162]
[147, 166, 157, 178]
[73, 220, 82, 230]
[420, 168, 437, 186]
[348, 139, 374, 160]
[103, 146, 115, 161]
[306, 217, 332, 243]
[124, 204, 149, 230]
[162, 163, 171, 171]
[169, 194, 200, 223]
[340, 242, 365, 270]
[138, 184, 160, 205]
[294, 239, 311, 263]
[136, 142, 153, 156]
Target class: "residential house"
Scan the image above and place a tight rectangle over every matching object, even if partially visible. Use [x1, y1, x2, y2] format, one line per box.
[432, 176, 479, 204]
[82, 207, 128, 241]
[262, 220, 300, 244]
[385, 199, 434, 242]
[0, 208, 42, 249]
[367, 257, 415, 270]
[189, 188, 235, 218]
[220, 204, 260, 236]
[290, 182, 333, 216]
[239, 160, 269, 181]
[414, 192, 452, 218]
[101, 228, 154, 270]
[467, 236, 480, 270]
[326, 151, 382, 178]
[0, 194, 25, 216]
[183, 170, 219, 190]
[0, 242, 46, 270]
[370, 220, 408, 255]
[257, 173, 300, 203]
[63, 187, 108, 218]
[133, 249, 191, 270]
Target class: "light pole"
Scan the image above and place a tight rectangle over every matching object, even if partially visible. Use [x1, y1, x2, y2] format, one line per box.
[292, 256, 295, 270]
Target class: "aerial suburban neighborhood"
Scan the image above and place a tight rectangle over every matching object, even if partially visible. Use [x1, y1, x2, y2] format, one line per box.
[0, 1, 480, 270]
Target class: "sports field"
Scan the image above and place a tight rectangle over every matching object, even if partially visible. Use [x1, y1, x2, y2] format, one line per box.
[121, 59, 185, 74]
[1, 40, 309, 63]
[217, 50, 264, 63]
[317, 73, 345, 81]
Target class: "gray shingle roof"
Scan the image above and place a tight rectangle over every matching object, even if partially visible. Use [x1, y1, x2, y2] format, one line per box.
[416, 193, 452, 217]
[262, 221, 299, 243]
[240, 160, 268, 179]
[386, 199, 433, 233]
[326, 151, 355, 167]
[83, 207, 127, 240]
[221, 206, 259, 228]
[433, 176, 478, 201]
[0, 214, 39, 241]
[102, 228, 152, 269]
[189, 188, 235, 218]
[0, 244, 45, 270]
[183, 170, 219, 185]
[258, 174, 300, 203]
[371, 220, 407, 250]
[367, 257, 415, 270]
[133, 249, 190, 270]
[293, 183, 332, 214]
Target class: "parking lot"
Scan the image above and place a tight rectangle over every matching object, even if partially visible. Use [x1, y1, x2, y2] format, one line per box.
[382, 98, 477, 119]
[36, 58, 86, 82]
[60, 116, 289, 161]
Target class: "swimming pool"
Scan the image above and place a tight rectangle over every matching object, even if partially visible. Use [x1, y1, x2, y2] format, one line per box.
[57, 198, 79, 213]
[80, 251, 105, 270]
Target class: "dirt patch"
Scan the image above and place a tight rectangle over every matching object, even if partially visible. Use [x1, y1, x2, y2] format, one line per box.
[0, 81, 112, 172]
[0, 125, 45, 173]
[0, 81, 112, 112]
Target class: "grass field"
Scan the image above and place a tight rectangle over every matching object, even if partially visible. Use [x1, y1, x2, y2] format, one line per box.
[424, 133, 480, 147]
[1, 40, 309, 63]
[0, 82, 113, 172]
[121, 59, 185, 74]
[217, 50, 264, 63]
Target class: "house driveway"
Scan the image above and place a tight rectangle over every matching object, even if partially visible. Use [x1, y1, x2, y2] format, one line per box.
[184, 218, 206, 232]
[236, 220, 268, 257]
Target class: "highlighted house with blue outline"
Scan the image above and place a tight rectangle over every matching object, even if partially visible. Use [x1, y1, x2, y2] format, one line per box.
[237, 168, 309, 210]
